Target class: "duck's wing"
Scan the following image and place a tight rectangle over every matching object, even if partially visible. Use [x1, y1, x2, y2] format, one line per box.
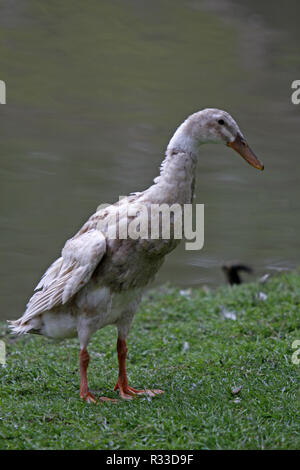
[19, 229, 106, 324]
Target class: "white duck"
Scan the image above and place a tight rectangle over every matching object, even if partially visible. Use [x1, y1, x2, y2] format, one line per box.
[9, 109, 264, 403]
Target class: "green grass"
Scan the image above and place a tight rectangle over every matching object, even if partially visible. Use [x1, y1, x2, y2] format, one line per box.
[0, 272, 299, 450]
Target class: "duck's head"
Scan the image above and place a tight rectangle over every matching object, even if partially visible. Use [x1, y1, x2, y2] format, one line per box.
[167, 108, 264, 170]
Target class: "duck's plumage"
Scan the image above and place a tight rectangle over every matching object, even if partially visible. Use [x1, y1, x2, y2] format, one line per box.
[9, 108, 263, 402]
[17, 230, 106, 328]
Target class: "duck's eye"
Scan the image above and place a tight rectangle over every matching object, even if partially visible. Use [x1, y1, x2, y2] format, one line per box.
[218, 119, 225, 125]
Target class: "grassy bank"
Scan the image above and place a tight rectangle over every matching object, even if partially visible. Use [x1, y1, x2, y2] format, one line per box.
[0, 272, 299, 450]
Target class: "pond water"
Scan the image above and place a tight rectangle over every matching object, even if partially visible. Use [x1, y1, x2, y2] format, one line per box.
[1, 0, 299, 320]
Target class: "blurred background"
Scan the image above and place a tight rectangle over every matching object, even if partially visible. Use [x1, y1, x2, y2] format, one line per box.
[0, 0, 299, 320]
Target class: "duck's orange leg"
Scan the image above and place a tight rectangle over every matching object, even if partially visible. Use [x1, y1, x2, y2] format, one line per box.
[79, 348, 116, 404]
[113, 337, 163, 399]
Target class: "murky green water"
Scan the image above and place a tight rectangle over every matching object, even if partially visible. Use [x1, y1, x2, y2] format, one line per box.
[1, 0, 299, 320]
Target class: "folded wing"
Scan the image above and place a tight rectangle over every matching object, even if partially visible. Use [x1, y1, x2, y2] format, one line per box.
[18, 229, 106, 325]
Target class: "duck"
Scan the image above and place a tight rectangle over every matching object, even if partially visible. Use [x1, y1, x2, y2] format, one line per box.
[9, 108, 264, 403]
[222, 263, 253, 285]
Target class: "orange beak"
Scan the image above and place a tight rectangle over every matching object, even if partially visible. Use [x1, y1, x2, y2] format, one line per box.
[227, 134, 264, 171]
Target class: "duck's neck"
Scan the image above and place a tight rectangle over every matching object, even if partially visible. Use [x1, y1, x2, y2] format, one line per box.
[144, 147, 198, 205]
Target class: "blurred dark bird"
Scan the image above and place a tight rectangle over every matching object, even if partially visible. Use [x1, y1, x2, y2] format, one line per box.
[222, 264, 253, 285]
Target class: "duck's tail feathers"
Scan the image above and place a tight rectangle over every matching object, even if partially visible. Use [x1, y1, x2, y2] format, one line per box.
[8, 317, 41, 335]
